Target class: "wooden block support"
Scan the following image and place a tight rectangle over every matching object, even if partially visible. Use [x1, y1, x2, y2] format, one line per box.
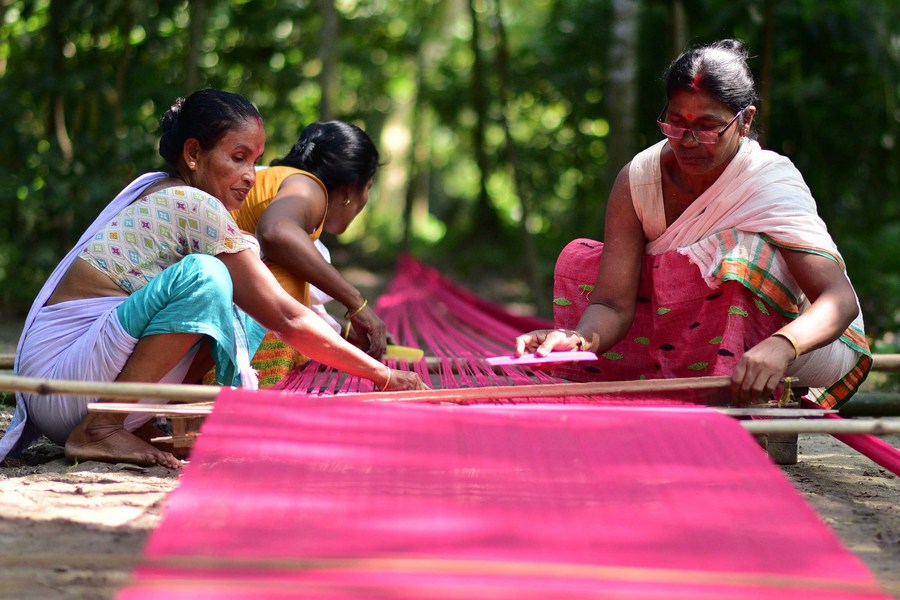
[759, 432, 800, 466]
[168, 416, 205, 449]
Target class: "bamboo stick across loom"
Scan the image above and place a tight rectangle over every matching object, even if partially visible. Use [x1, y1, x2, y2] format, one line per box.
[2, 371, 898, 436]
[0, 372, 733, 404]
[4, 352, 900, 371]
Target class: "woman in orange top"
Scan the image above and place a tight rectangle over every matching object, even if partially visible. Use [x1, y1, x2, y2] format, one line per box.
[231, 121, 388, 385]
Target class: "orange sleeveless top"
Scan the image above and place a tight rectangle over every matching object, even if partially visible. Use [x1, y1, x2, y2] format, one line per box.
[231, 166, 328, 305]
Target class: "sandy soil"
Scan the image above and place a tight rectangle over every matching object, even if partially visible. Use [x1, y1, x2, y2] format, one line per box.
[0, 318, 898, 600]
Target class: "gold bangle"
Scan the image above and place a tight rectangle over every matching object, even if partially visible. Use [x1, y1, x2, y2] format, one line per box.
[572, 330, 599, 353]
[573, 331, 587, 351]
[380, 367, 392, 392]
[772, 330, 801, 361]
[344, 298, 368, 321]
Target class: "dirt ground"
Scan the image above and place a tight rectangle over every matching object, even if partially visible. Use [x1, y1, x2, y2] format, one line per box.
[0, 319, 898, 600]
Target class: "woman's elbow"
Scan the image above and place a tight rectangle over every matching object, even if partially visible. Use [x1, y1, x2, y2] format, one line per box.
[821, 281, 860, 332]
[256, 226, 287, 256]
[838, 293, 860, 329]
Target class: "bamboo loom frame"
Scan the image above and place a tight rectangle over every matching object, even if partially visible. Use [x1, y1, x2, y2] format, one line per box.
[3, 353, 900, 371]
[1, 372, 898, 436]
[0, 372, 732, 404]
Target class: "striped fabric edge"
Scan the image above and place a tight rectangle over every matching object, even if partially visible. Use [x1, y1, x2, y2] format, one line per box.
[698, 231, 872, 409]
[716, 259, 801, 318]
[760, 233, 846, 271]
[751, 234, 872, 408]
[812, 352, 873, 410]
[250, 334, 308, 389]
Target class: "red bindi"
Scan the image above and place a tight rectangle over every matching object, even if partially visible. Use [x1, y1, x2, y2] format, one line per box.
[686, 113, 694, 120]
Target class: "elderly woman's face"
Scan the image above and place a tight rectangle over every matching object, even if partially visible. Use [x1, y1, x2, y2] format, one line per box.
[663, 90, 747, 176]
[189, 118, 266, 211]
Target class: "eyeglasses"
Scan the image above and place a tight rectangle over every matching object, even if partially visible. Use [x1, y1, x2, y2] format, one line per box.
[656, 104, 746, 144]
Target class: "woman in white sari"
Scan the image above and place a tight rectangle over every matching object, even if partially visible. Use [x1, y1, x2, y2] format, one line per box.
[1, 90, 427, 469]
[515, 39, 869, 407]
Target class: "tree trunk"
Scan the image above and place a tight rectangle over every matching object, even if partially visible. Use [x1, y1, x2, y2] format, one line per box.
[670, 0, 687, 58]
[113, 2, 138, 136]
[48, 0, 73, 164]
[467, 0, 499, 231]
[606, 0, 639, 177]
[187, 0, 207, 91]
[490, 0, 547, 313]
[318, 0, 340, 120]
[758, 0, 775, 148]
[401, 57, 428, 253]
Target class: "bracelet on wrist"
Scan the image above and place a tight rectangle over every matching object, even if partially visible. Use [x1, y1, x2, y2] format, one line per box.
[344, 298, 368, 321]
[772, 330, 801, 361]
[573, 331, 587, 351]
[380, 367, 392, 392]
[572, 330, 599, 353]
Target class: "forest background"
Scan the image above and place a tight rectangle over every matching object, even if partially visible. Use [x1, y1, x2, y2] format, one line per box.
[0, 0, 898, 383]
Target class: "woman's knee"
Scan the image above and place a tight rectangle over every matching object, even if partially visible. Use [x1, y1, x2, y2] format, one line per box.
[117, 254, 235, 337]
[177, 254, 233, 293]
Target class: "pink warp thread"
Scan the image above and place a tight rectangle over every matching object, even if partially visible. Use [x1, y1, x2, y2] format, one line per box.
[277, 255, 702, 407]
[277, 255, 574, 399]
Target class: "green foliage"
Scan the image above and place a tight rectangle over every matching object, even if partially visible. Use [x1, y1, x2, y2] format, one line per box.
[0, 0, 897, 364]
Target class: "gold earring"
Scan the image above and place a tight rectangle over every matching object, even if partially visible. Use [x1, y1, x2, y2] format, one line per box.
[189, 161, 196, 169]
[342, 198, 351, 207]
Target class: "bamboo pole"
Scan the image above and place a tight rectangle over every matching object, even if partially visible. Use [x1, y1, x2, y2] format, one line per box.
[6, 369, 892, 436]
[1, 372, 733, 405]
[88, 403, 835, 418]
[0, 373, 220, 402]
[92, 403, 214, 415]
[355, 375, 735, 404]
[839, 392, 900, 418]
[872, 354, 900, 372]
[89, 402, 900, 437]
[3, 352, 900, 370]
[741, 418, 900, 435]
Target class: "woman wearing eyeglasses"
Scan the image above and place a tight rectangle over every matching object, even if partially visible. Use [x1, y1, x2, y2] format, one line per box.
[514, 39, 870, 408]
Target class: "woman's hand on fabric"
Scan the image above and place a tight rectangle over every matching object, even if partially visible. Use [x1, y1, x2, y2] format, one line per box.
[730, 335, 796, 406]
[349, 304, 388, 359]
[385, 368, 430, 391]
[514, 329, 585, 357]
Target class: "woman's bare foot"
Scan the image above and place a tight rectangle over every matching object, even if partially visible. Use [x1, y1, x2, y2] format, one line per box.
[65, 416, 183, 469]
[131, 420, 192, 460]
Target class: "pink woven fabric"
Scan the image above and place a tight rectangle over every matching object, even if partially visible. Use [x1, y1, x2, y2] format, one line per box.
[277, 254, 559, 397]
[118, 388, 889, 599]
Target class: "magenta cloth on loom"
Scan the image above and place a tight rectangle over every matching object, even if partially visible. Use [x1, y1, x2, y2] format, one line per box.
[118, 388, 888, 600]
[551, 239, 788, 391]
[276, 254, 557, 396]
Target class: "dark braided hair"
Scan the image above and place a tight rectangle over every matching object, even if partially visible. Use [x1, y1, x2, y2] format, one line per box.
[159, 89, 262, 167]
[271, 121, 380, 192]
